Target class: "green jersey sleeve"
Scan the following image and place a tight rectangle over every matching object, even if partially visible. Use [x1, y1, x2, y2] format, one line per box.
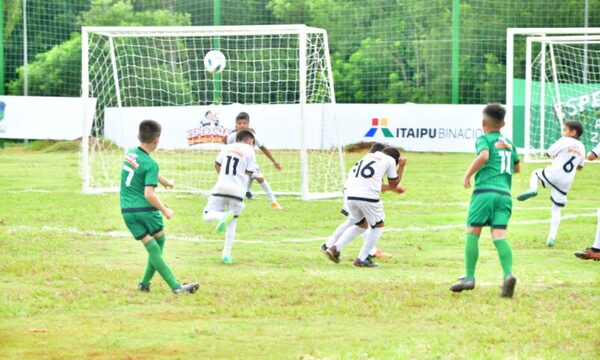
[475, 136, 489, 155]
[511, 144, 519, 164]
[145, 161, 159, 187]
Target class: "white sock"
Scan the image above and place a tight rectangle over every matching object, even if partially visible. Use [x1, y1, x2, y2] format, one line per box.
[593, 209, 600, 249]
[326, 218, 353, 247]
[368, 244, 377, 256]
[529, 170, 540, 190]
[335, 225, 367, 252]
[203, 211, 225, 222]
[548, 205, 561, 240]
[247, 177, 254, 192]
[222, 218, 237, 257]
[358, 227, 384, 261]
[259, 180, 277, 203]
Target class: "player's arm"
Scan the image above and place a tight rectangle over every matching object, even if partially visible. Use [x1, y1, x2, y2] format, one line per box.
[587, 144, 600, 160]
[144, 186, 174, 219]
[258, 145, 282, 171]
[463, 150, 489, 189]
[382, 157, 406, 194]
[511, 145, 520, 174]
[158, 174, 175, 189]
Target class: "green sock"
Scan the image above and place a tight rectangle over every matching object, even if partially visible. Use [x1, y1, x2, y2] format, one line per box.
[493, 238, 513, 279]
[143, 238, 179, 290]
[465, 232, 480, 279]
[140, 234, 166, 286]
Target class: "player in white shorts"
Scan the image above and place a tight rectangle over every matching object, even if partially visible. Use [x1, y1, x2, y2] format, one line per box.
[321, 143, 394, 260]
[225, 112, 282, 209]
[517, 120, 585, 247]
[204, 130, 258, 264]
[325, 147, 406, 267]
[574, 142, 600, 261]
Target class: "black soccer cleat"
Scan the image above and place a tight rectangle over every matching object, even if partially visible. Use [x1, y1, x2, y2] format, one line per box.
[173, 282, 200, 294]
[353, 257, 379, 268]
[574, 247, 600, 261]
[137, 282, 150, 292]
[501, 275, 517, 298]
[449, 278, 475, 293]
[245, 191, 254, 200]
[325, 245, 341, 264]
[320, 243, 328, 253]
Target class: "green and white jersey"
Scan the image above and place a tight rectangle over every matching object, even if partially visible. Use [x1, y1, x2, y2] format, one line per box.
[473, 132, 519, 194]
[120, 147, 159, 212]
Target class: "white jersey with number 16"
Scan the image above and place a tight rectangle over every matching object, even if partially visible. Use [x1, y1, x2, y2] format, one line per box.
[344, 151, 398, 201]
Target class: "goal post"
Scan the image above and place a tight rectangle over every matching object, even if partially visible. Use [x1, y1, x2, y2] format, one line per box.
[81, 25, 345, 199]
[506, 28, 600, 162]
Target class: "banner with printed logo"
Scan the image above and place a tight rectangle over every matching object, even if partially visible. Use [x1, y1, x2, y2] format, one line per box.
[0, 96, 96, 140]
[104, 104, 500, 152]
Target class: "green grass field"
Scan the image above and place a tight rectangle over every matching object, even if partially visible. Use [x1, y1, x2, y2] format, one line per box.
[1, 143, 600, 359]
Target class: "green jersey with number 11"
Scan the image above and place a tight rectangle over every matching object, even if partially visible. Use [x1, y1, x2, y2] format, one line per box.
[474, 132, 519, 193]
[120, 147, 159, 212]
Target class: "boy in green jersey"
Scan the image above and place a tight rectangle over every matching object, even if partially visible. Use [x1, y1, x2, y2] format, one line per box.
[449, 104, 520, 298]
[121, 119, 199, 294]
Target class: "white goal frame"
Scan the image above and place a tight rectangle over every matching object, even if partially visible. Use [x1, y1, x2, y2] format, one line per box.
[81, 25, 345, 199]
[506, 28, 600, 162]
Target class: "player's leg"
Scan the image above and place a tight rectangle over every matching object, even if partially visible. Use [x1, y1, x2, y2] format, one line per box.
[324, 217, 353, 249]
[517, 168, 544, 201]
[450, 192, 490, 293]
[203, 196, 235, 233]
[355, 202, 385, 267]
[139, 229, 166, 291]
[255, 175, 282, 210]
[491, 194, 517, 298]
[221, 199, 244, 264]
[547, 190, 566, 247]
[325, 202, 367, 263]
[246, 176, 255, 199]
[574, 208, 600, 260]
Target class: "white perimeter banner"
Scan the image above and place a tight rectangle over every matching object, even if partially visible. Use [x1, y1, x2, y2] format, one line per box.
[105, 103, 502, 152]
[0, 96, 96, 140]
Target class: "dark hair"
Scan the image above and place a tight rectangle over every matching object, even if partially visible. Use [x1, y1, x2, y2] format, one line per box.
[382, 147, 400, 165]
[139, 119, 161, 143]
[483, 103, 506, 123]
[236, 112, 250, 122]
[236, 129, 255, 143]
[369, 142, 386, 153]
[564, 120, 584, 138]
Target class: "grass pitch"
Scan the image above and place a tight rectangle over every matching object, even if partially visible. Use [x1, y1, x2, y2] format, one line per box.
[1, 143, 600, 359]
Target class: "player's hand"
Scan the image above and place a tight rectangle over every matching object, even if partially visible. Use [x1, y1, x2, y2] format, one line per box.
[162, 179, 175, 189]
[463, 175, 471, 189]
[273, 161, 282, 171]
[394, 185, 406, 194]
[163, 208, 174, 220]
[398, 157, 407, 167]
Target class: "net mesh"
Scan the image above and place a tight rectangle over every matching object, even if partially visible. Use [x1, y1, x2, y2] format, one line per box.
[527, 37, 600, 161]
[85, 27, 343, 197]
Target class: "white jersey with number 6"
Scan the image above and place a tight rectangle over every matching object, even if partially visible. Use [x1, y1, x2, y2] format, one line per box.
[544, 136, 585, 192]
[345, 151, 398, 201]
[212, 142, 257, 199]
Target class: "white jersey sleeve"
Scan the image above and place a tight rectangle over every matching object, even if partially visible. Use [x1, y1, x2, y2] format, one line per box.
[546, 138, 563, 158]
[386, 157, 398, 180]
[590, 142, 600, 158]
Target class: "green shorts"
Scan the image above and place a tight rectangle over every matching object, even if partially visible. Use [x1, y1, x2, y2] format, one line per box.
[122, 210, 164, 240]
[466, 190, 512, 229]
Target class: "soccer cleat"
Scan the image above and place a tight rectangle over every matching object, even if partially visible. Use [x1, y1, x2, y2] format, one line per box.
[325, 245, 341, 264]
[516, 189, 538, 201]
[215, 211, 235, 233]
[245, 191, 254, 200]
[449, 278, 475, 293]
[137, 282, 150, 292]
[172, 283, 200, 294]
[545, 238, 556, 247]
[271, 202, 283, 210]
[222, 256, 232, 264]
[574, 247, 600, 261]
[373, 248, 393, 260]
[320, 243, 328, 253]
[353, 257, 379, 268]
[501, 275, 517, 298]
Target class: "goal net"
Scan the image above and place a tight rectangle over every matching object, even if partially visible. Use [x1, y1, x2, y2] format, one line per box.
[81, 25, 344, 199]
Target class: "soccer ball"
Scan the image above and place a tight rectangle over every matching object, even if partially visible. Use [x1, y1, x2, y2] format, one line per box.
[204, 50, 226, 73]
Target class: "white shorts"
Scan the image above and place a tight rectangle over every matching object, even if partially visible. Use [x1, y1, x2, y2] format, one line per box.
[346, 199, 385, 227]
[204, 195, 246, 216]
[534, 168, 568, 207]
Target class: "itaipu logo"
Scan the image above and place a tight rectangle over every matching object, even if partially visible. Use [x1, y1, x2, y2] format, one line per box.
[364, 118, 394, 138]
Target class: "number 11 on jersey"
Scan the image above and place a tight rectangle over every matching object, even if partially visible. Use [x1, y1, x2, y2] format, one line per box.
[499, 151, 512, 175]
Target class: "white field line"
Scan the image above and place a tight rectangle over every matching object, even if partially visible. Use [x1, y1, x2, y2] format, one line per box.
[5, 212, 596, 244]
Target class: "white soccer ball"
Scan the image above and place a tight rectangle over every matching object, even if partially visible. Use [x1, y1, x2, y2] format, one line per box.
[204, 50, 226, 73]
